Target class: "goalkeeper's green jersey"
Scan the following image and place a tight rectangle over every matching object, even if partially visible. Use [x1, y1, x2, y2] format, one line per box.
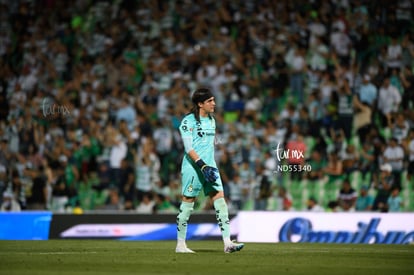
[179, 113, 217, 169]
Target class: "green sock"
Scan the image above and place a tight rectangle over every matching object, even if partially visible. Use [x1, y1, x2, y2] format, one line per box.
[213, 197, 231, 243]
[176, 201, 194, 241]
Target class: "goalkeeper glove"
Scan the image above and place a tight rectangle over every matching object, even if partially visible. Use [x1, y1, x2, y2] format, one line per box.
[196, 159, 219, 182]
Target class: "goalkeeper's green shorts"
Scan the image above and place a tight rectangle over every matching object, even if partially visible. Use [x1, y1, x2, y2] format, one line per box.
[181, 161, 223, 197]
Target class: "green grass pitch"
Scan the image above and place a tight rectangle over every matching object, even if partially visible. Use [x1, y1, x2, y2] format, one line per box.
[0, 240, 413, 275]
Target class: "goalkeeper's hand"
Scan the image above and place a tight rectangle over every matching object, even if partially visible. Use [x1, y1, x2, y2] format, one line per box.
[196, 159, 219, 182]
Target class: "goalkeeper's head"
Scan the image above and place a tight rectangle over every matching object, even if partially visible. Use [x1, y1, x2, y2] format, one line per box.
[192, 88, 214, 105]
[191, 88, 214, 121]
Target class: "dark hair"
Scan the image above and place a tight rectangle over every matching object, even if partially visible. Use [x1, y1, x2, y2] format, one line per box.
[390, 137, 398, 143]
[190, 88, 214, 122]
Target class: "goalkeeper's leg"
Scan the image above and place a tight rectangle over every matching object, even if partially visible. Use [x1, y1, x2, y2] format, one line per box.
[176, 200, 195, 253]
[212, 192, 244, 253]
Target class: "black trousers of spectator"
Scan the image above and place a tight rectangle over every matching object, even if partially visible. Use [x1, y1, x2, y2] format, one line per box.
[309, 119, 323, 137]
[402, 90, 414, 110]
[392, 170, 402, 190]
[357, 123, 373, 144]
[378, 112, 389, 128]
[110, 168, 122, 191]
[337, 115, 353, 141]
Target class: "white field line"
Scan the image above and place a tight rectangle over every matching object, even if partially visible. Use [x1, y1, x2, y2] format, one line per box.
[35, 251, 98, 255]
[0, 251, 98, 255]
[286, 247, 413, 253]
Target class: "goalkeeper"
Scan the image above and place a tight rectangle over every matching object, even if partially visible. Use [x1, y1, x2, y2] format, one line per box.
[175, 88, 244, 254]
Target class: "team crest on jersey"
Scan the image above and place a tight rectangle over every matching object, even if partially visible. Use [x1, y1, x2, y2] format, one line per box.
[187, 184, 193, 193]
[197, 130, 205, 137]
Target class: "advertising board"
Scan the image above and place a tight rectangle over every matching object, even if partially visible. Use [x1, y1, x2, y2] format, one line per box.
[237, 212, 414, 244]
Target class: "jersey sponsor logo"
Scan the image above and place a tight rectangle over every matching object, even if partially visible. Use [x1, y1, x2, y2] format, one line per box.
[197, 130, 215, 137]
[196, 125, 214, 138]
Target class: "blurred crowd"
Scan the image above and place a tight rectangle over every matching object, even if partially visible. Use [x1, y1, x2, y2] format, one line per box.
[0, 0, 414, 213]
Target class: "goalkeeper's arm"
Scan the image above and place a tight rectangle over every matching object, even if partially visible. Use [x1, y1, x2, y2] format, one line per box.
[185, 149, 218, 183]
[195, 158, 219, 183]
[182, 136, 219, 182]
